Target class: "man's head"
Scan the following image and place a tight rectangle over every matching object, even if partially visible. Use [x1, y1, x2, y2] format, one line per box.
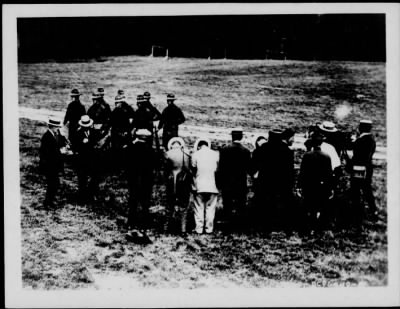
[78, 115, 93, 129]
[166, 93, 176, 105]
[168, 137, 185, 150]
[359, 119, 373, 134]
[281, 128, 295, 146]
[195, 138, 211, 151]
[47, 118, 62, 133]
[143, 91, 151, 102]
[70, 88, 81, 101]
[311, 130, 325, 148]
[117, 89, 125, 96]
[318, 121, 338, 137]
[97, 87, 105, 98]
[136, 95, 145, 107]
[268, 129, 283, 143]
[254, 136, 268, 148]
[231, 128, 243, 142]
[115, 94, 126, 107]
[92, 91, 100, 103]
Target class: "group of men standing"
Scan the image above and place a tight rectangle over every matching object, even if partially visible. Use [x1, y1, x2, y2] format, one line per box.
[39, 87, 378, 243]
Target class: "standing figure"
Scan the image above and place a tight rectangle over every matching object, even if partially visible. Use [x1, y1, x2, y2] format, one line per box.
[158, 94, 186, 149]
[298, 131, 334, 232]
[218, 128, 251, 231]
[317, 121, 342, 174]
[191, 138, 219, 234]
[143, 91, 162, 122]
[111, 93, 135, 168]
[125, 129, 155, 244]
[74, 115, 99, 203]
[350, 119, 377, 226]
[163, 137, 192, 235]
[134, 95, 155, 134]
[63, 88, 86, 150]
[87, 89, 112, 134]
[255, 129, 295, 231]
[39, 118, 67, 208]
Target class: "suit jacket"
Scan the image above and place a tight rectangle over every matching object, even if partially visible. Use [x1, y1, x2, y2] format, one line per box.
[218, 142, 251, 192]
[134, 106, 154, 132]
[39, 129, 65, 174]
[257, 139, 295, 195]
[64, 100, 86, 135]
[191, 147, 219, 193]
[352, 133, 376, 167]
[158, 103, 185, 131]
[126, 140, 155, 183]
[298, 148, 333, 197]
[87, 100, 112, 126]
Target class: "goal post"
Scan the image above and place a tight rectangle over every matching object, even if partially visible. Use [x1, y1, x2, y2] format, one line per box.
[150, 45, 169, 59]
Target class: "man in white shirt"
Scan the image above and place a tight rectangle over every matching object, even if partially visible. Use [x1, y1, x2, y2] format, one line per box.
[318, 121, 341, 171]
[191, 138, 220, 234]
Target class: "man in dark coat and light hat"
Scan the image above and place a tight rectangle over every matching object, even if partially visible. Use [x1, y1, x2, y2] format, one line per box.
[39, 118, 68, 208]
[218, 128, 251, 231]
[158, 94, 186, 149]
[87, 88, 112, 134]
[349, 119, 377, 226]
[125, 129, 155, 244]
[63, 88, 86, 150]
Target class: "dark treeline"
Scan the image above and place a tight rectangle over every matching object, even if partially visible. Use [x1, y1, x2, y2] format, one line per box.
[18, 14, 385, 62]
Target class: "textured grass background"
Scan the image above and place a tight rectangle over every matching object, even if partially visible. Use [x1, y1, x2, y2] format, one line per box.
[18, 56, 387, 289]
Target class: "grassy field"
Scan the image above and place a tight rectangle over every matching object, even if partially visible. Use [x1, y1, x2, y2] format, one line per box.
[18, 56, 387, 289]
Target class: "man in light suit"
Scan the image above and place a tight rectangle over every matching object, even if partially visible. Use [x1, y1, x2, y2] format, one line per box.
[191, 138, 219, 234]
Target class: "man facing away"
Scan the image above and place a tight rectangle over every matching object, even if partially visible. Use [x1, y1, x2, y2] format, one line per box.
[349, 119, 377, 226]
[39, 118, 67, 208]
[191, 138, 219, 234]
[63, 88, 86, 150]
[218, 128, 251, 231]
[125, 129, 156, 244]
[158, 94, 186, 149]
[163, 137, 192, 235]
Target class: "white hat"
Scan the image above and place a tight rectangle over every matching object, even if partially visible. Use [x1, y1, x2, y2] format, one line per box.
[135, 129, 152, 137]
[78, 115, 94, 127]
[194, 137, 211, 150]
[318, 121, 338, 133]
[47, 118, 62, 127]
[168, 137, 185, 150]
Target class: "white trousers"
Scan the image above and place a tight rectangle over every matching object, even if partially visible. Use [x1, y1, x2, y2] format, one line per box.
[193, 192, 218, 233]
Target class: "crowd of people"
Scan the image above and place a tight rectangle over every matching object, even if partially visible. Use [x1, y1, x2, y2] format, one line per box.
[39, 88, 378, 243]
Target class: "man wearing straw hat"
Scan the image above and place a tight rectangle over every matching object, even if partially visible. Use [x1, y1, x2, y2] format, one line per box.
[163, 137, 192, 235]
[158, 94, 186, 149]
[125, 129, 155, 244]
[74, 115, 98, 203]
[87, 88, 112, 134]
[63, 88, 86, 150]
[349, 119, 377, 226]
[39, 118, 68, 208]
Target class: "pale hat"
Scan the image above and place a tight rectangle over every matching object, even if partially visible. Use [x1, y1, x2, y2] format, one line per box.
[92, 92, 101, 99]
[194, 137, 211, 150]
[143, 91, 151, 99]
[167, 93, 177, 101]
[47, 118, 62, 127]
[135, 129, 152, 137]
[78, 115, 94, 127]
[359, 119, 373, 132]
[168, 137, 185, 150]
[97, 87, 105, 97]
[318, 121, 338, 133]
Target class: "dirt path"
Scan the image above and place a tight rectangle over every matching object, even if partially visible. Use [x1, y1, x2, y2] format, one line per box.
[19, 106, 387, 161]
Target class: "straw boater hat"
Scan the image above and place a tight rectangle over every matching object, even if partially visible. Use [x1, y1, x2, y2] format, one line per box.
[168, 137, 185, 150]
[143, 91, 151, 99]
[359, 119, 373, 132]
[167, 93, 177, 101]
[194, 137, 211, 150]
[135, 129, 152, 138]
[70, 89, 81, 97]
[318, 121, 338, 133]
[115, 94, 126, 103]
[253, 135, 268, 148]
[47, 118, 62, 127]
[136, 94, 145, 103]
[78, 115, 94, 127]
[92, 91, 101, 99]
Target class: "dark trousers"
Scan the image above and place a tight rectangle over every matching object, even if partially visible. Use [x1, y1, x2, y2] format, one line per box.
[127, 176, 153, 231]
[44, 172, 59, 207]
[350, 173, 376, 225]
[220, 188, 247, 230]
[162, 128, 178, 149]
[76, 167, 100, 201]
[302, 193, 330, 231]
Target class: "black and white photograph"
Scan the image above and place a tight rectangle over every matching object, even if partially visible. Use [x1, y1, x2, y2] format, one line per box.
[4, 3, 400, 307]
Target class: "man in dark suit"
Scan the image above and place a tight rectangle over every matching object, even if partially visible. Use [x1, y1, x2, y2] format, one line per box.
[298, 131, 334, 232]
[74, 115, 97, 203]
[87, 89, 112, 134]
[134, 95, 155, 134]
[158, 94, 186, 149]
[350, 119, 377, 225]
[255, 129, 295, 231]
[218, 128, 251, 231]
[39, 118, 67, 208]
[63, 88, 86, 150]
[125, 129, 156, 244]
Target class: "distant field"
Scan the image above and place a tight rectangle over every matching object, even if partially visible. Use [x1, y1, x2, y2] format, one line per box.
[17, 56, 387, 289]
[18, 56, 386, 144]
